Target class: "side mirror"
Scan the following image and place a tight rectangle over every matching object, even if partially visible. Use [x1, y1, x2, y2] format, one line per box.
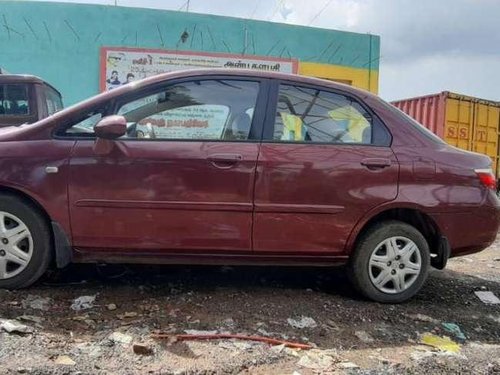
[94, 115, 127, 139]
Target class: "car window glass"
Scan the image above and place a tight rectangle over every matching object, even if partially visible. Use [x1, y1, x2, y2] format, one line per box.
[65, 112, 102, 136]
[44, 86, 63, 116]
[0, 84, 30, 116]
[273, 85, 372, 144]
[117, 80, 259, 141]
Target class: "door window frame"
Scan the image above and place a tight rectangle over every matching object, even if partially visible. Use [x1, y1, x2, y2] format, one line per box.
[53, 75, 271, 143]
[262, 80, 392, 147]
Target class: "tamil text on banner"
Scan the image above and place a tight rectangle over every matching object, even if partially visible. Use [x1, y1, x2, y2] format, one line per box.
[100, 47, 298, 91]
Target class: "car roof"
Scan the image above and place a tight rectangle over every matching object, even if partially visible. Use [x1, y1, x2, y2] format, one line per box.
[98, 69, 372, 102]
[83, 69, 377, 115]
[134, 69, 370, 97]
[0, 74, 62, 97]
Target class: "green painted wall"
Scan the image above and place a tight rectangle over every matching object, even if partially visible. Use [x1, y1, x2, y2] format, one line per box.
[0, 1, 380, 105]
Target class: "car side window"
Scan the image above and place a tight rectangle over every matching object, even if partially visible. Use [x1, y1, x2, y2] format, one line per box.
[117, 80, 260, 141]
[273, 85, 373, 144]
[44, 86, 63, 116]
[63, 111, 103, 136]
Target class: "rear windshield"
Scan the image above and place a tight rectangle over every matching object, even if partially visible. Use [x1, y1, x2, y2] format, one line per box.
[0, 84, 30, 116]
[383, 101, 446, 144]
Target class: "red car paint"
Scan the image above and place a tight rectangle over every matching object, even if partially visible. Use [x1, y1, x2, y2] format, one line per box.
[0, 69, 498, 267]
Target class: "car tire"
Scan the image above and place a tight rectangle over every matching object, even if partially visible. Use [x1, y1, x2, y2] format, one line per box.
[348, 220, 430, 303]
[0, 194, 52, 289]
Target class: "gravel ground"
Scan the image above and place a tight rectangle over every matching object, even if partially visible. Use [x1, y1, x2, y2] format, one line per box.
[0, 237, 499, 374]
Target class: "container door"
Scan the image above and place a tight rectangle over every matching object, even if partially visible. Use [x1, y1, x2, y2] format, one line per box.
[444, 95, 474, 151]
[471, 102, 500, 177]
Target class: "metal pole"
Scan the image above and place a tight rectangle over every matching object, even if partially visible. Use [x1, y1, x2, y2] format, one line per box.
[243, 27, 248, 55]
[368, 34, 372, 92]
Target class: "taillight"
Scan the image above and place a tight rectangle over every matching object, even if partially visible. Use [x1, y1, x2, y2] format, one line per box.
[475, 168, 497, 190]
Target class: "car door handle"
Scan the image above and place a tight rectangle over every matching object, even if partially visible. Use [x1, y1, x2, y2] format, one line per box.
[208, 153, 243, 168]
[361, 158, 391, 169]
[208, 153, 243, 162]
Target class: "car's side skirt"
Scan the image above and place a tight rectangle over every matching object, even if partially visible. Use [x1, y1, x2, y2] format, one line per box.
[72, 248, 349, 267]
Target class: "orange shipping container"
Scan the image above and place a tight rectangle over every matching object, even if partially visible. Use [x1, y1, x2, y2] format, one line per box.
[392, 92, 500, 177]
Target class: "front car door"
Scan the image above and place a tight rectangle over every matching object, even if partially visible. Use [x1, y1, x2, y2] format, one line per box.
[59, 76, 267, 256]
[253, 82, 398, 254]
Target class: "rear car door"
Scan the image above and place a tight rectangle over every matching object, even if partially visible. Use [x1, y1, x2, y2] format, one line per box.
[253, 82, 398, 254]
[61, 77, 267, 254]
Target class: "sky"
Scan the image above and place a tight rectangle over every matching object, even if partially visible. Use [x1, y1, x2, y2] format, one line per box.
[29, 0, 500, 101]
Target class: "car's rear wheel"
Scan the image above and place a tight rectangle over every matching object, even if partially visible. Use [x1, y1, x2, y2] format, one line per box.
[348, 220, 430, 303]
[0, 194, 52, 289]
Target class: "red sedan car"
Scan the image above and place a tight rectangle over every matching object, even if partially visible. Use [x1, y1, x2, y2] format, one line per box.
[0, 70, 498, 302]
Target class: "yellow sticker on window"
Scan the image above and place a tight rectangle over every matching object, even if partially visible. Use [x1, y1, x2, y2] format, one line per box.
[328, 106, 369, 143]
[280, 112, 305, 141]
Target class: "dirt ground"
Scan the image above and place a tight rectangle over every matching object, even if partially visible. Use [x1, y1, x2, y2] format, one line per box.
[1, 237, 499, 375]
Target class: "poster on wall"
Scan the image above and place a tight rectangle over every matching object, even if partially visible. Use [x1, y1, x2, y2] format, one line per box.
[100, 47, 298, 91]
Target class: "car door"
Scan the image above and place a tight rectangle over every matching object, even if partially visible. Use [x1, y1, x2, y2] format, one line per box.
[64, 77, 267, 253]
[253, 82, 398, 254]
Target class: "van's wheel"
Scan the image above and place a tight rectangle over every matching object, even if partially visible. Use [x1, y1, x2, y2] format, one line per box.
[0, 194, 52, 289]
[348, 220, 430, 303]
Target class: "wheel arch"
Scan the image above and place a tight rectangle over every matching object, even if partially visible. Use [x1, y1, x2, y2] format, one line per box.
[346, 204, 444, 261]
[0, 185, 52, 223]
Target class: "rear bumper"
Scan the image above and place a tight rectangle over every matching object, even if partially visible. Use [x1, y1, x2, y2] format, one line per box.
[430, 200, 500, 257]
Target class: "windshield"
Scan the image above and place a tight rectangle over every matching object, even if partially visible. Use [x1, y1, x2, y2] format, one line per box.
[0, 84, 30, 116]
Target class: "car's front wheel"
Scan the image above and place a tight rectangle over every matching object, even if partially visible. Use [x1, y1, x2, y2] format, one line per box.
[348, 220, 430, 303]
[0, 194, 52, 289]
